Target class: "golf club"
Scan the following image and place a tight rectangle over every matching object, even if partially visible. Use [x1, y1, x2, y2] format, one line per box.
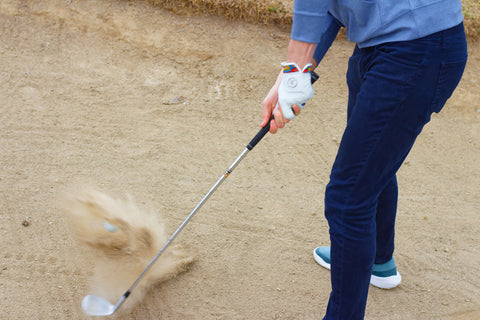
[81, 71, 319, 316]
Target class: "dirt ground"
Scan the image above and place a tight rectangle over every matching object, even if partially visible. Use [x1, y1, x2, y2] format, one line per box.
[1, 1, 479, 319]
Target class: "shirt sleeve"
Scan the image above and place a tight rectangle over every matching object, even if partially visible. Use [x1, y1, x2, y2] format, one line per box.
[291, 0, 333, 43]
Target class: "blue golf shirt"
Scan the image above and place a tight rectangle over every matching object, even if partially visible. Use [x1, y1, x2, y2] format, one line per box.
[291, 0, 464, 63]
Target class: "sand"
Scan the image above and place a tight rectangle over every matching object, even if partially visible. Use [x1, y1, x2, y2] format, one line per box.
[0, 1, 479, 319]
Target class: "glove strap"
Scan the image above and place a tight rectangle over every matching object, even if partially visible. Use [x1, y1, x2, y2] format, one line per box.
[281, 62, 312, 74]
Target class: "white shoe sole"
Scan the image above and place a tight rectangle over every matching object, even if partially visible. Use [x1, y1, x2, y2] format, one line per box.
[370, 273, 402, 289]
[313, 248, 331, 270]
[313, 248, 401, 289]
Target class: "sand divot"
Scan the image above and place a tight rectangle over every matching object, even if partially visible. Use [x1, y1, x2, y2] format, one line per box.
[65, 189, 194, 315]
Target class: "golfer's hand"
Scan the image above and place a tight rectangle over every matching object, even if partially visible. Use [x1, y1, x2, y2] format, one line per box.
[261, 70, 302, 134]
[277, 62, 314, 119]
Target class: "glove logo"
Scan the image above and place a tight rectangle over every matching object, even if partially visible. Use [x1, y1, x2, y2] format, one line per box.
[287, 78, 298, 88]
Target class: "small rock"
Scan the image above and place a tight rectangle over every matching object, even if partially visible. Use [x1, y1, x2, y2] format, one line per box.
[22, 220, 30, 227]
[163, 96, 186, 105]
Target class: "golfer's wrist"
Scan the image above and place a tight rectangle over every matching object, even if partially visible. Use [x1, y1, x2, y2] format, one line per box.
[286, 39, 316, 70]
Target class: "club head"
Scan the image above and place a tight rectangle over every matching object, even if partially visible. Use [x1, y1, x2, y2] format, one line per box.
[82, 295, 116, 316]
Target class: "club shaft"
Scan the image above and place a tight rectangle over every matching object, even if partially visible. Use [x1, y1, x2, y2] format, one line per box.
[120, 148, 251, 299]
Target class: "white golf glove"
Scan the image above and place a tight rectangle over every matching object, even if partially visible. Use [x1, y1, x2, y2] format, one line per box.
[276, 62, 314, 120]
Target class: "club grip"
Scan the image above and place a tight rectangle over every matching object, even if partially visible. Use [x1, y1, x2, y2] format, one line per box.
[246, 71, 319, 150]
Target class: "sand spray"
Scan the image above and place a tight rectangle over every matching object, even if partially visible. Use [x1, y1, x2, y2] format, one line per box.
[64, 189, 194, 314]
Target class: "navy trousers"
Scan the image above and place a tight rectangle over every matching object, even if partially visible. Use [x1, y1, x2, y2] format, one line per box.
[324, 23, 468, 320]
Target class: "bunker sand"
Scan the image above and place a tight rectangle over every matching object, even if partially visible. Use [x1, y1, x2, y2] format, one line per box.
[1, 1, 479, 319]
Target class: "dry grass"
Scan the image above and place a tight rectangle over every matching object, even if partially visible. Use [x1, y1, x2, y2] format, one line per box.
[463, 0, 480, 39]
[144, 0, 479, 38]
[146, 0, 292, 30]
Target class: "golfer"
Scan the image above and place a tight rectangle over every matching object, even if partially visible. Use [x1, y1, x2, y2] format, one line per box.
[261, 1, 467, 319]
